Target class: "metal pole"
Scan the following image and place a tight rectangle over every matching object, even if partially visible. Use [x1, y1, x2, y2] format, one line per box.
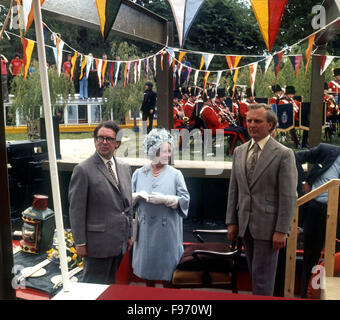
[32, 0, 70, 291]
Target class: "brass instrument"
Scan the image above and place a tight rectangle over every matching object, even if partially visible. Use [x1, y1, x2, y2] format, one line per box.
[325, 95, 338, 116]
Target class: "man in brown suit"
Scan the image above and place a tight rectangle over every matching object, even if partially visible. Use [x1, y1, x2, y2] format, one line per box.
[226, 104, 297, 296]
[69, 121, 133, 284]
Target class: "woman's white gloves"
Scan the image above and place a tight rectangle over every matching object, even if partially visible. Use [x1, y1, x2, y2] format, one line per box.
[148, 192, 179, 208]
[132, 191, 178, 208]
[132, 190, 149, 206]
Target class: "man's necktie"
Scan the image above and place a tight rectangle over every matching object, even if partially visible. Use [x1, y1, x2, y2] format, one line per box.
[246, 143, 260, 184]
[107, 160, 119, 189]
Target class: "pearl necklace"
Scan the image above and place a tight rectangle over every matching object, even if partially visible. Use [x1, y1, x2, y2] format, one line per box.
[151, 165, 165, 178]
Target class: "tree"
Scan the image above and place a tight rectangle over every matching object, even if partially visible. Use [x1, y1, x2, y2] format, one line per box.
[10, 60, 72, 121]
[102, 41, 155, 123]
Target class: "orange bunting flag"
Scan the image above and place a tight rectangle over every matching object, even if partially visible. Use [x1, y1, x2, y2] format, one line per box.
[249, 62, 258, 97]
[102, 59, 108, 86]
[226, 56, 242, 74]
[250, 0, 287, 52]
[305, 34, 315, 77]
[202, 71, 210, 94]
[23, 37, 34, 78]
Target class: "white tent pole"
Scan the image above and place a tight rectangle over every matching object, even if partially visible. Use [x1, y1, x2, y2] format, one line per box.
[32, 0, 70, 292]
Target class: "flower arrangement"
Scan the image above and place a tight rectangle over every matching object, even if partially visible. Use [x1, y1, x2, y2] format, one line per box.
[46, 229, 83, 269]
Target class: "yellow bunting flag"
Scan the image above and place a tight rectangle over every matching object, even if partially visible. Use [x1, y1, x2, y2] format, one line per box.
[95, 0, 122, 40]
[70, 52, 78, 81]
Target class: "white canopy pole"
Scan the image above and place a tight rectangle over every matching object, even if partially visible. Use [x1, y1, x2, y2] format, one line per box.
[32, 0, 70, 292]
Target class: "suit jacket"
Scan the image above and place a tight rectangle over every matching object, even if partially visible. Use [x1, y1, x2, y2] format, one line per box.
[141, 89, 157, 113]
[295, 143, 340, 191]
[69, 152, 133, 258]
[226, 137, 298, 241]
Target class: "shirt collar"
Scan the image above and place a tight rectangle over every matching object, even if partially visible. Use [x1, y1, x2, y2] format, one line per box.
[97, 152, 114, 166]
[249, 135, 270, 151]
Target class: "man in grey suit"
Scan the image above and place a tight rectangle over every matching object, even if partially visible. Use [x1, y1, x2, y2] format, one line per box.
[69, 121, 133, 284]
[226, 104, 297, 296]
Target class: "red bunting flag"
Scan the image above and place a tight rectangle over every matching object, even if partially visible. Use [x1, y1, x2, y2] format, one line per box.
[273, 51, 284, 85]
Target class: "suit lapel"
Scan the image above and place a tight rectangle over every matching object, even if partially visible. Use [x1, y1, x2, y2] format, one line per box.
[249, 137, 278, 189]
[240, 140, 252, 188]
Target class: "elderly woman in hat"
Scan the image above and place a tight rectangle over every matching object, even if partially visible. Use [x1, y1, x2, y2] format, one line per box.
[131, 128, 190, 287]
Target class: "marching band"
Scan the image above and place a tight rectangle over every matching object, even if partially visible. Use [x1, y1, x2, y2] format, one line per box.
[171, 71, 340, 153]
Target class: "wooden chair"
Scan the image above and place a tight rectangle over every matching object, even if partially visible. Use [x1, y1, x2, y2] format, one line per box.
[171, 229, 242, 293]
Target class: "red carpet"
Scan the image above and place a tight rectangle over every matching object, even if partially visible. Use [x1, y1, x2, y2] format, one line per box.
[97, 284, 299, 300]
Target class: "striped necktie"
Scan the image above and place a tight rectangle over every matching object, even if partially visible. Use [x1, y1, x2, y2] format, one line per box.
[107, 160, 119, 189]
[246, 143, 260, 184]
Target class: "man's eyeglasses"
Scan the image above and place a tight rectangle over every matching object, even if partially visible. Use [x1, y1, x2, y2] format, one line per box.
[96, 136, 116, 144]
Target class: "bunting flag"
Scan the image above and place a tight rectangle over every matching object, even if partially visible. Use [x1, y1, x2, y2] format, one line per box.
[250, 0, 287, 52]
[96, 59, 103, 88]
[146, 58, 149, 81]
[226, 56, 242, 73]
[42, 22, 48, 41]
[123, 62, 128, 88]
[249, 62, 258, 96]
[115, 61, 121, 85]
[199, 53, 214, 70]
[202, 71, 210, 94]
[153, 55, 157, 77]
[178, 51, 187, 63]
[17, 0, 45, 34]
[110, 61, 114, 86]
[273, 51, 284, 85]
[79, 55, 87, 80]
[95, 0, 122, 40]
[259, 55, 272, 74]
[138, 59, 141, 81]
[318, 55, 334, 75]
[160, 50, 166, 71]
[70, 51, 78, 81]
[194, 70, 199, 86]
[167, 47, 175, 67]
[102, 59, 108, 86]
[288, 55, 302, 76]
[126, 62, 131, 85]
[232, 69, 240, 97]
[56, 37, 64, 76]
[133, 61, 138, 84]
[23, 37, 34, 78]
[186, 67, 192, 89]
[168, 0, 206, 48]
[215, 71, 222, 88]
[305, 34, 315, 77]
[86, 55, 94, 79]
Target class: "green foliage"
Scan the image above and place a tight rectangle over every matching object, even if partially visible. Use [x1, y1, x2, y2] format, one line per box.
[10, 60, 73, 120]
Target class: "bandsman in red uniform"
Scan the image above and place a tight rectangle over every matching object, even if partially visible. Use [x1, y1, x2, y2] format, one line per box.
[199, 90, 247, 154]
[328, 68, 340, 107]
[238, 88, 255, 129]
[269, 84, 284, 105]
[173, 89, 185, 129]
[324, 82, 338, 140]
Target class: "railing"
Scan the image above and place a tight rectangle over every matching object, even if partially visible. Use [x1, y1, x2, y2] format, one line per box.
[284, 179, 340, 298]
